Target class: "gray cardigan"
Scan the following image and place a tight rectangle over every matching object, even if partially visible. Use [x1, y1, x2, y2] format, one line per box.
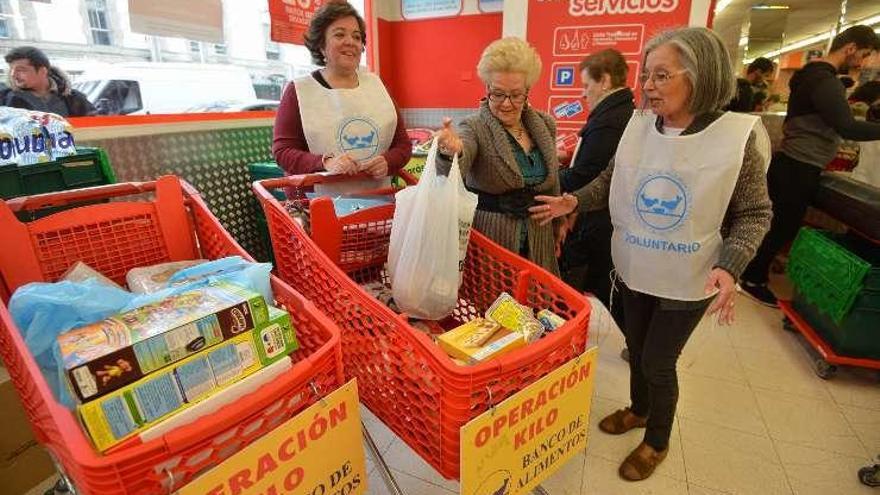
[573, 111, 772, 279]
[442, 100, 562, 275]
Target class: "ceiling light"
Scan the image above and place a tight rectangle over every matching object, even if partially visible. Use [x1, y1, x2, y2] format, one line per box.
[752, 5, 790, 10]
[715, 0, 733, 14]
[739, 36, 749, 47]
[746, 12, 880, 62]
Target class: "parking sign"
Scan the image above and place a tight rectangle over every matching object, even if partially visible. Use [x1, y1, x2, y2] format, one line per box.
[554, 66, 575, 87]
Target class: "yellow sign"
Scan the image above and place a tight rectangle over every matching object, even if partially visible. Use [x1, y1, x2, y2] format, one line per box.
[460, 348, 598, 495]
[180, 379, 366, 495]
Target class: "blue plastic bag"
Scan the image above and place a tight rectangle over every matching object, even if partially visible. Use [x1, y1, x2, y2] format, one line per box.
[9, 279, 135, 407]
[164, 256, 273, 304]
[8, 257, 273, 407]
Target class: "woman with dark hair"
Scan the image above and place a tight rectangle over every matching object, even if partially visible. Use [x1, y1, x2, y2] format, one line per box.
[559, 49, 634, 332]
[272, 2, 410, 184]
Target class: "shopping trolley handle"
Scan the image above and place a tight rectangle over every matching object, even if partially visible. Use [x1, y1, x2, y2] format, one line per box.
[260, 169, 417, 190]
[2, 181, 156, 213]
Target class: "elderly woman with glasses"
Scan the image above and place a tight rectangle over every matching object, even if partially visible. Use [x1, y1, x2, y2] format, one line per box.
[435, 37, 563, 275]
[530, 27, 772, 481]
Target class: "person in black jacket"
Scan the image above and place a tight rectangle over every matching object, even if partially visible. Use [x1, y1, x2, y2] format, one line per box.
[726, 57, 775, 112]
[559, 49, 634, 333]
[741, 26, 880, 306]
[2, 46, 95, 117]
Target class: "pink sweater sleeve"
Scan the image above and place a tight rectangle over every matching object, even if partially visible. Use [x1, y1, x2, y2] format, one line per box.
[383, 106, 412, 174]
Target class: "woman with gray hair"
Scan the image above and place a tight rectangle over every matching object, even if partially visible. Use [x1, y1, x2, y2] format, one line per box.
[530, 27, 772, 480]
[435, 37, 563, 275]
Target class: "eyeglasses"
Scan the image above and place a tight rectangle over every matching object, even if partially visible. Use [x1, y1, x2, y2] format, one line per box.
[487, 88, 529, 105]
[638, 69, 687, 87]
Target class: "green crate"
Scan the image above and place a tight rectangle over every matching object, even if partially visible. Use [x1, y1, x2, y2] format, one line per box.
[793, 288, 880, 360]
[787, 228, 873, 324]
[248, 162, 286, 202]
[832, 234, 880, 292]
[0, 147, 115, 200]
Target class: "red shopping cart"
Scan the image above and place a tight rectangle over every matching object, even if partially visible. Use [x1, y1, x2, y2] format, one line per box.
[0, 176, 345, 495]
[254, 173, 592, 479]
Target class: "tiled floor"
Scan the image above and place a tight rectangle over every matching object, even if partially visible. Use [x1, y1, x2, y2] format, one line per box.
[360, 287, 880, 495]
[24, 280, 879, 495]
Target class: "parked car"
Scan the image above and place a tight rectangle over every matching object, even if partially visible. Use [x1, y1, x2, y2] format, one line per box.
[186, 99, 280, 113]
[74, 63, 258, 115]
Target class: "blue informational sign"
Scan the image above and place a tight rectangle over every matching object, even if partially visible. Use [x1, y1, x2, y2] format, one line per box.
[552, 99, 584, 119]
[554, 66, 575, 87]
[402, 0, 461, 19]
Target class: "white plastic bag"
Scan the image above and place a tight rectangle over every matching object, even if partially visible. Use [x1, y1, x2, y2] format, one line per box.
[388, 138, 477, 319]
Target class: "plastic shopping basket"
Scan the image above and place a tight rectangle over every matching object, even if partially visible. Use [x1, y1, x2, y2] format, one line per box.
[0, 176, 345, 495]
[254, 174, 591, 479]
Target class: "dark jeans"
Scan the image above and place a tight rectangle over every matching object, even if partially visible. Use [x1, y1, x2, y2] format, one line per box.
[560, 209, 625, 329]
[619, 280, 710, 451]
[742, 152, 822, 285]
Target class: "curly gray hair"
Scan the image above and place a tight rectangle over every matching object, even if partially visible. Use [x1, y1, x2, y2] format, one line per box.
[477, 37, 543, 88]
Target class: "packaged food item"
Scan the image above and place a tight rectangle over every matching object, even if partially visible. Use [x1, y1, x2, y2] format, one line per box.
[113, 354, 293, 451]
[437, 318, 525, 365]
[485, 292, 545, 343]
[0, 107, 75, 165]
[126, 260, 208, 294]
[537, 309, 566, 332]
[58, 281, 269, 402]
[61, 261, 123, 290]
[78, 306, 296, 452]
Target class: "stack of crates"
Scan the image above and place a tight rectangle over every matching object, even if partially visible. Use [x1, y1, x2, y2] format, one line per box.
[788, 227, 880, 359]
[0, 147, 116, 219]
[247, 162, 286, 263]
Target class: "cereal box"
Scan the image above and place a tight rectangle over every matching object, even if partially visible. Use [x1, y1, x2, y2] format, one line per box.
[59, 281, 269, 402]
[437, 318, 526, 365]
[78, 306, 297, 452]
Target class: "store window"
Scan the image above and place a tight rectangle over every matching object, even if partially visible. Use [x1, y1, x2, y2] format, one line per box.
[0, 1, 368, 117]
[0, 0, 14, 39]
[264, 22, 280, 61]
[86, 0, 112, 46]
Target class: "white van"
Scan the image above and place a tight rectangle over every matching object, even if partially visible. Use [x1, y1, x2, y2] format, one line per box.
[74, 63, 258, 115]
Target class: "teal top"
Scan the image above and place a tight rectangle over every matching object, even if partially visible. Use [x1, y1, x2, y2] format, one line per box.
[506, 131, 547, 254]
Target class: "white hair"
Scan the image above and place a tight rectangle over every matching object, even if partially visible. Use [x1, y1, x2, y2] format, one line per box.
[477, 37, 543, 88]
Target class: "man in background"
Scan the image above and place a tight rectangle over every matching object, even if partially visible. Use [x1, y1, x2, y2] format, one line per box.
[741, 25, 880, 306]
[727, 57, 775, 112]
[1, 46, 94, 117]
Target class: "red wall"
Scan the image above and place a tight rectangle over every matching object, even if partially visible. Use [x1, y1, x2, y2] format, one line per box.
[378, 13, 503, 109]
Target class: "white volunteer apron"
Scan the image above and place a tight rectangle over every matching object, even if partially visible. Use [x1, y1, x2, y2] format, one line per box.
[609, 111, 763, 301]
[295, 70, 397, 193]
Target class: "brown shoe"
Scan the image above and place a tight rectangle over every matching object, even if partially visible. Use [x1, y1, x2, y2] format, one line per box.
[619, 442, 668, 481]
[598, 408, 647, 435]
